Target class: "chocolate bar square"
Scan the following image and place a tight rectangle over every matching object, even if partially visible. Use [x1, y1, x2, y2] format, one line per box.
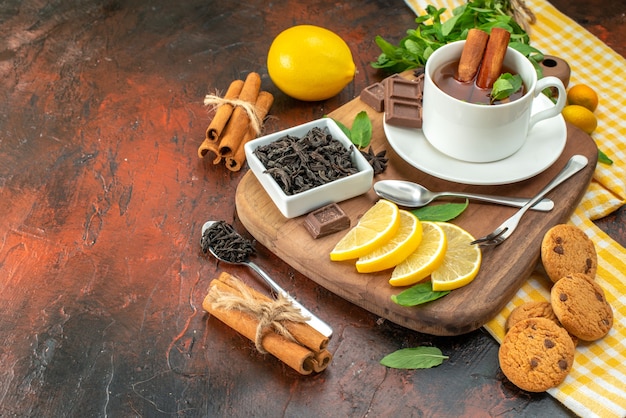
[360, 82, 385, 112]
[304, 203, 350, 239]
[384, 74, 425, 128]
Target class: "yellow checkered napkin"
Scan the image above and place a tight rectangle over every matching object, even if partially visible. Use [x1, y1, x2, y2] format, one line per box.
[401, 1, 626, 417]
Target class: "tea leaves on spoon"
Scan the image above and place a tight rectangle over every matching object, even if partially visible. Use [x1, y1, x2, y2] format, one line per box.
[380, 346, 448, 369]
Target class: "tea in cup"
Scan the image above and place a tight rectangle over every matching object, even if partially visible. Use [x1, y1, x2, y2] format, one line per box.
[422, 40, 566, 163]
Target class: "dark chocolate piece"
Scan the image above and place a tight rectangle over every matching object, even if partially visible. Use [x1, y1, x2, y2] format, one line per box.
[387, 75, 422, 98]
[304, 203, 350, 239]
[360, 82, 385, 112]
[384, 74, 424, 128]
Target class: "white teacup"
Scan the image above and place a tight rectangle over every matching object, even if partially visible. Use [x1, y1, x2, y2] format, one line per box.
[422, 40, 566, 163]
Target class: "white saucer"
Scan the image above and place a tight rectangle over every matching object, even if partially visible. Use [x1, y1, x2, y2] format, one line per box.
[383, 95, 567, 185]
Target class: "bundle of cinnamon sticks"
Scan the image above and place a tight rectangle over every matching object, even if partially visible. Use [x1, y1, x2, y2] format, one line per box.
[203, 272, 332, 375]
[457, 27, 511, 88]
[198, 72, 274, 171]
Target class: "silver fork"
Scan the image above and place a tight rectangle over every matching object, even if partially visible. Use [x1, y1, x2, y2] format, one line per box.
[470, 155, 588, 247]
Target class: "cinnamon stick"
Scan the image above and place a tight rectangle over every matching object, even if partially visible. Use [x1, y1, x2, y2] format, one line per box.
[198, 140, 221, 164]
[202, 272, 331, 375]
[217, 72, 262, 159]
[216, 272, 328, 351]
[198, 79, 244, 158]
[312, 349, 333, 373]
[205, 280, 317, 375]
[226, 91, 274, 172]
[476, 27, 511, 89]
[457, 29, 489, 82]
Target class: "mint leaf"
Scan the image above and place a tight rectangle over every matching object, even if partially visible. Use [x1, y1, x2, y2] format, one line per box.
[391, 282, 450, 306]
[598, 148, 613, 165]
[327, 112, 372, 149]
[412, 200, 468, 222]
[350, 111, 373, 148]
[491, 73, 522, 102]
[441, 12, 462, 36]
[331, 118, 352, 141]
[380, 346, 448, 369]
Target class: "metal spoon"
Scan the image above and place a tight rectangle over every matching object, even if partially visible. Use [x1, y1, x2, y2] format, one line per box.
[201, 221, 333, 338]
[374, 180, 554, 211]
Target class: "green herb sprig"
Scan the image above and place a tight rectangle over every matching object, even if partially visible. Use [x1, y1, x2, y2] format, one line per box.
[371, 0, 543, 74]
[491, 73, 523, 103]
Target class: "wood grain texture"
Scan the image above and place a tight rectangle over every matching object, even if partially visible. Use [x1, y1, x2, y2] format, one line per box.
[236, 94, 598, 336]
[0, 0, 619, 416]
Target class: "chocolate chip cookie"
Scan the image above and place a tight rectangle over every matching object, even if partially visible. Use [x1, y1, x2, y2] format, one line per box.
[550, 273, 614, 341]
[541, 224, 597, 283]
[499, 317, 575, 392]
[505, 301, 558, 333]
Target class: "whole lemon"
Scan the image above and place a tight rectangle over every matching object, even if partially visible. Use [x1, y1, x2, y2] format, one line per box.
[562, 105, 597, 135]
[267, 25, 356, 101]
[567, 84, 599, 112]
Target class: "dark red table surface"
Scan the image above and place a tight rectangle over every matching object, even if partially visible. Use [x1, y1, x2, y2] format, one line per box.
[1, 0, 624, 416]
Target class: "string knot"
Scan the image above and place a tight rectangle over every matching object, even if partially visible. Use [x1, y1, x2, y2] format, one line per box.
[204, 94, 262, 137]
[208, 280, 309, 353]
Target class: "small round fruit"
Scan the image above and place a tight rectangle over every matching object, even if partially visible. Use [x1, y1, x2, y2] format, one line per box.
[566, 84, 598, 112]
[267, 25, 356, 101]
[561, 105, 597, 135]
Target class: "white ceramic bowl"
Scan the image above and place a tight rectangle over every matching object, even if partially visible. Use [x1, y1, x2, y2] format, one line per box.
[244, 118, 373, 218]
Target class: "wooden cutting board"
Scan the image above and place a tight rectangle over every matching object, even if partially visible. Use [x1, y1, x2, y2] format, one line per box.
[235, 95, 597, 336]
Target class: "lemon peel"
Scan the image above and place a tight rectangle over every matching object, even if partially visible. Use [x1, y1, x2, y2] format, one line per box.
[267, 25, 356, 101]
[330, 200, 400, 261]
[430, 222, 482, 291]
[355, 210, 422, 273]
[389, 221, 447, 287]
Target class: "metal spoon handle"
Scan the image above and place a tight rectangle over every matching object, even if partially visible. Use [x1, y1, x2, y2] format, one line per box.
[433, 192, 554, 211]
[247, 261, 333, 338]
[517, 155, 588, 217]
[374, 181, 554, 211]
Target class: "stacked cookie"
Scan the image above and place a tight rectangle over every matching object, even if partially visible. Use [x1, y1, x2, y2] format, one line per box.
[498, 224, 614, 392]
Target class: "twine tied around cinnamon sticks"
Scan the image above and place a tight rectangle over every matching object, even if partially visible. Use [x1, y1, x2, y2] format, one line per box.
[207, 277, 308, 354]
[203, 272, 332, 375]
[198, 72, 274, 171]
[202, 95, 262, 139]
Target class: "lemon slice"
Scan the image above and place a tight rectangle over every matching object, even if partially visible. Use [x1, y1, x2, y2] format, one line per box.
[355, 210, 423, 273]
[430, 222, 482, 291]
[389, 221, 447, 287]
[330, 200, 400, 261]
